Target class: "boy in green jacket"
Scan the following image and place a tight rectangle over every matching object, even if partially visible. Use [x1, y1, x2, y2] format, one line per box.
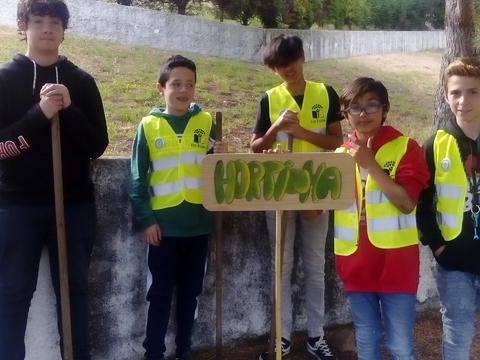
[129, 55, 227, 360]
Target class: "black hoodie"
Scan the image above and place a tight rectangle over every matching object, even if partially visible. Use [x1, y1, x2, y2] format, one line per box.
[0, 53, 109, 205]
[417, 120, 480, 275]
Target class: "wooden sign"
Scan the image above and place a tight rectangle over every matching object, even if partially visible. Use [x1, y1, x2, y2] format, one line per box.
[202, 152, 355, 211]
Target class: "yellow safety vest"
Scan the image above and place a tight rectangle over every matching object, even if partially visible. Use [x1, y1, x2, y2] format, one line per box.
[334, 136, 418, 256]
[433, 130, 468, 240]
[142, 112, 212, 210]
[267, 81, 329, 152]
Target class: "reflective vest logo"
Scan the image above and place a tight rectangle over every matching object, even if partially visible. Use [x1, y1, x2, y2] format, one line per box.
[311, 104, 324, 123]
[193, 128, 206, 147]
[441, 157, 451, 171]
[383, 160, 396, 176]
[154, 137, 164, 149]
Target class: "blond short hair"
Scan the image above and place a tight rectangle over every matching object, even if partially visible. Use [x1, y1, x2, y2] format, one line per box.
[444, 57, 480, 90]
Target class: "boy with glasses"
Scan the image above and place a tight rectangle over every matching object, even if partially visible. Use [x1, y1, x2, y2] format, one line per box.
[334, 77, 429, 360]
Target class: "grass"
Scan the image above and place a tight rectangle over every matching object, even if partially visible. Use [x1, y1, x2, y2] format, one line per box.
[0, 24, 443, 157]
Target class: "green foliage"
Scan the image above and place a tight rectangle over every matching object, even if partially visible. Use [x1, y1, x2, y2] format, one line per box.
[257, 0, 282, 28]
[210, 0, 231, 21]
[327, 0, 372, 29]
[127, 0, 202, 14]
[222, 0, 258, 25]
[369, 0, 429, 30]
[104, 0, 445, 29]
[282, 0, 324, 29]
[425, 0, 445, 29]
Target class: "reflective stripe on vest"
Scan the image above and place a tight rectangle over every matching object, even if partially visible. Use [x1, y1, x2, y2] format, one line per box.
[267, 81, 329, 152]
[433, 130, 467, 240]
[334, 136, 418, 256]
[142, 112, 212, 210]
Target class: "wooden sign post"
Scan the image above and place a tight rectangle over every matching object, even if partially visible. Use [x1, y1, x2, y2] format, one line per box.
[202, 152, 355, 360]
[215, 112, 223, 360]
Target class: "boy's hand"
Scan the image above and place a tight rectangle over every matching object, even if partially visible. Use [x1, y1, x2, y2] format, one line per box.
[143, 224, 162, 247]
[348, 135, 377, 170]
[434, 245, 446, 257]
[275, 109, 300, 133]
[262, 147, 290, 154]
[39, 83, 72, 119]
[213, 140, 228, 153]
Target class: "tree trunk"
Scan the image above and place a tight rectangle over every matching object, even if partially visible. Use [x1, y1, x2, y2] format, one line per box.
[176, 0, 189, 15]
[178, 4, 186, 14]
[432, 0, 476, 131]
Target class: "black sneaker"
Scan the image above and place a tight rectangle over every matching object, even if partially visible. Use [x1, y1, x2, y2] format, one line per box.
[259, 337, 291, 359]
[306, 336, 336, 360]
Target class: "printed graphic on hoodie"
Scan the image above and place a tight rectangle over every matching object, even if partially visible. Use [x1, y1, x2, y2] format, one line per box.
[465, 153, 480, 213]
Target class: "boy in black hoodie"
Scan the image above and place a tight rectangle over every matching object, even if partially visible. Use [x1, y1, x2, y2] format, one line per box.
[417, 57, 480, 360]
[0, 1, 108, 359]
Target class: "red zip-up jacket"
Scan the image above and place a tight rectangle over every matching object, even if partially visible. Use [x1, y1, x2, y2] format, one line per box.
[335, 125, 429, 294]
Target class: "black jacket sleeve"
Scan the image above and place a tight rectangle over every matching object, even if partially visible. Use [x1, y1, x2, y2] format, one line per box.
[0, 66, 52, 159]
[416, 135, 447, 252]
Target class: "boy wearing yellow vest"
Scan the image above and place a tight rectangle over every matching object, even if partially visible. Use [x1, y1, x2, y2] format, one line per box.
[129, 55, 227, 360]
[334, 77, 429, 360]
[417, 57, 480, 360]
[250, 34, 343, 360]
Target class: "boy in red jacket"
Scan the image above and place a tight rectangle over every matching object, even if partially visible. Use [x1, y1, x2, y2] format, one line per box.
[334, 77, 429, 360]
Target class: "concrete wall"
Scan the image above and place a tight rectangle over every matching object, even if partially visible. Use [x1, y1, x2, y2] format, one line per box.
[23, 157, 438, 360]
[1, 0, 445, 63]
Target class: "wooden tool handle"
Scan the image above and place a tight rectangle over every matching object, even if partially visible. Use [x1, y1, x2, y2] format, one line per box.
[51, 113, 74, 360]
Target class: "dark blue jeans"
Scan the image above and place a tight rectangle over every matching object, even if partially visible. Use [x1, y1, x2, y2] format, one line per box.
[143, 234, 209, 360]
[0, 203, 96, 360]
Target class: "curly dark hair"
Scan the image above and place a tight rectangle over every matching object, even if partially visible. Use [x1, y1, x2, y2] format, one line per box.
[17, 0, 69, 40]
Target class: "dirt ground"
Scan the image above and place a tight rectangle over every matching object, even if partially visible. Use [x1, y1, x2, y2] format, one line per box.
[343, 52, 441, 78]
[190, 307, 480, 360]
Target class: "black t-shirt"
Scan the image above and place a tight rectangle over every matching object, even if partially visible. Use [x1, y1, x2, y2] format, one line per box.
[252, 84, 343, 134]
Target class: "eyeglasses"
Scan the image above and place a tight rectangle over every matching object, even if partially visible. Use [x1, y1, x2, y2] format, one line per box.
[344, 103, 386, 116]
